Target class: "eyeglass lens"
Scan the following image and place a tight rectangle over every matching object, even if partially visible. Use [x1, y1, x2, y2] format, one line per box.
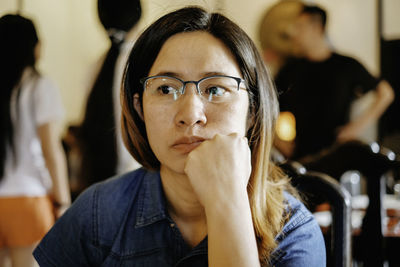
[144, 76, 242, 103]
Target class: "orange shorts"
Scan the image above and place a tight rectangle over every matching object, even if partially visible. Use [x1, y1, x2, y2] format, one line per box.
[0, 196, 55, 248]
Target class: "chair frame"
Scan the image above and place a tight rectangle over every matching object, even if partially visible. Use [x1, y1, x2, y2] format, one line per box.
[280, 161, 352, 267]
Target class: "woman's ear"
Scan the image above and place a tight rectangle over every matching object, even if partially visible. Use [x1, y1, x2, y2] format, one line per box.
[133, 93, 144, 121]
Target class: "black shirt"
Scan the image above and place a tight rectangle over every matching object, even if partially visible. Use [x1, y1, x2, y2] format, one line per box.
[275, 53, 379, 159]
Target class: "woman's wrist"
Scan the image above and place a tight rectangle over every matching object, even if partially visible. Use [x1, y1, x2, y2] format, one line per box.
[204, 190, 250, 217]
[53, 200, 71, 209]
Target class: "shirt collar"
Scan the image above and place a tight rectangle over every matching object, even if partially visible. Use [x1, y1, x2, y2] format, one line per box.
[135, 170, 169, 228]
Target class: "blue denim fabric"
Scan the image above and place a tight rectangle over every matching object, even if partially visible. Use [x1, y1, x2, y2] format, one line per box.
[33, 168, 325, 266]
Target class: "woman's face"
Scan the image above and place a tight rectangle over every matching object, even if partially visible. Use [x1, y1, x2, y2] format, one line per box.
[141, 31, 250, 174]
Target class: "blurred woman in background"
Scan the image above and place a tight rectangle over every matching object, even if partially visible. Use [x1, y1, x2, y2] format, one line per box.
[0, 14, 70, 267]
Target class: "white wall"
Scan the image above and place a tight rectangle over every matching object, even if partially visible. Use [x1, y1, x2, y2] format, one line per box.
[383, 0, 400, 39]
[1, 0, 398, 131]
[1, 0, 107, 130]
[309, 0, 379, 76]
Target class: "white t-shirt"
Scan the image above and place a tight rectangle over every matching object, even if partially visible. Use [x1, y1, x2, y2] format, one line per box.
[0, 68, 64, 197]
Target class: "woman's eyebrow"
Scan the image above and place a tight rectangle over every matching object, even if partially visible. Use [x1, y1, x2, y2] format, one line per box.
[152, 71, 230, 79]
[153, 71, 180, 77]
[201, 71, 228, 77]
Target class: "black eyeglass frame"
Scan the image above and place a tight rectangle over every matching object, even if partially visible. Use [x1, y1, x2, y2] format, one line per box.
[139, 75, 247, 95]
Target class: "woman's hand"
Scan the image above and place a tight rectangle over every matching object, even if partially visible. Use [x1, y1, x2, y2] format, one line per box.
[184, 133, 260, 267]
[53, 201, 70, 219]
[183, 132, 251, 209]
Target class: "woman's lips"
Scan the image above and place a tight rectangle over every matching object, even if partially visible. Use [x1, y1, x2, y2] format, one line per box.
[173, 142, 203, 153]
[172, 137, 206, 154]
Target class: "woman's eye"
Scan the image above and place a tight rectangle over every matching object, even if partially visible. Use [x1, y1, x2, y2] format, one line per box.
[157, 85, 176, 95]
[205, 86, 226, 96]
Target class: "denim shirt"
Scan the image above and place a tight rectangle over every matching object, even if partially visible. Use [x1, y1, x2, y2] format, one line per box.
[34, 168, 325, 266]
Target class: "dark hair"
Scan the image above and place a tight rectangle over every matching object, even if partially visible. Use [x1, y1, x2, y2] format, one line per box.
[98, 0, 142, 33]
[77, 0, 142, 188]
[301, 4, 327, 30]
[0, 14, 38, 178]
[121, 6, 290, 263]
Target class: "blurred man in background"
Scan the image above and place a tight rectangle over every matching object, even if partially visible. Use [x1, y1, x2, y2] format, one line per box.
[272, 4, 394, 160]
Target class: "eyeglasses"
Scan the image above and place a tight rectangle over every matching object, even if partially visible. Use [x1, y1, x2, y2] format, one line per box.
[140, 75, 246, 103]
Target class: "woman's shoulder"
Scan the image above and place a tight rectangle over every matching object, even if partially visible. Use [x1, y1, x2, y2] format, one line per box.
[35, 74, 55, 86]
[27, 71, 65, 124]
[22, 70, 56, 91]
[34, 168, 158, 265]
[59, 168, 153, 226]
[279, 191, 316, 237]
[31, 74, 62, 101]
[77, 167, 152, 208]
[94, 167, 148, 190]
[269, 192, 326, 266]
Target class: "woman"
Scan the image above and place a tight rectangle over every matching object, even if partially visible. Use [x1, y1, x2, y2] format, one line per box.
[0, 14, 71, 267]
[34, 7, 325, 266]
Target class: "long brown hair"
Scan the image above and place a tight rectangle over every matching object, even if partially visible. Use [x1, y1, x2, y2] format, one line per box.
[121, 6, 291, 264]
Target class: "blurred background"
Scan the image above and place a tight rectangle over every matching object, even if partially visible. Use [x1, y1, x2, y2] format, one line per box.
[1, 1, 400, 266]
[0, 0, 399, 132]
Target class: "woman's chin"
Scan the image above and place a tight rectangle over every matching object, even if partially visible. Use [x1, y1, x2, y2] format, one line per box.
[160, 161, 187, 176]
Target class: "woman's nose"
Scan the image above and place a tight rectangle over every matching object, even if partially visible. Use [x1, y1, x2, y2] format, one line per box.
[174, 84, 207, 127]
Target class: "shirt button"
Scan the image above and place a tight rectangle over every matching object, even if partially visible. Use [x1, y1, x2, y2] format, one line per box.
[170, 223, 175, 228]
